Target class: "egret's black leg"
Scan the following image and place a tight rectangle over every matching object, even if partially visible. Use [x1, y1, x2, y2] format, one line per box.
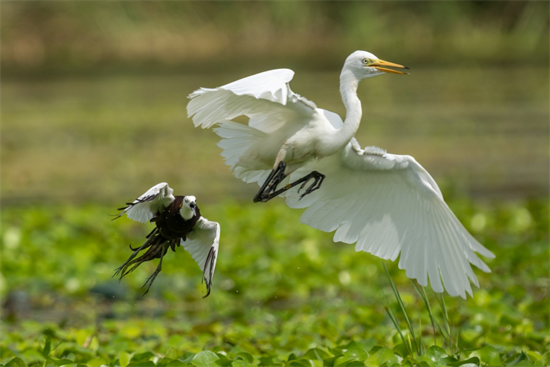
[296, 171, 325, 199]
[260, 170, 326, 202]
[141, 243, 169, 295]
[253, 161, 287, 203]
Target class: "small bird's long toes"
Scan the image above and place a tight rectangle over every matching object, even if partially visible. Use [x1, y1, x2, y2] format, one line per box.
[141, 272, 159, 295]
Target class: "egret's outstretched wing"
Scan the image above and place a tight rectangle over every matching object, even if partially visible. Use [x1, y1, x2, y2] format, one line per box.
[116, 182, 175, 223]
[284, 142, 494, 299]
[187, 69, 316, 132]
[181, 217, 221, 297]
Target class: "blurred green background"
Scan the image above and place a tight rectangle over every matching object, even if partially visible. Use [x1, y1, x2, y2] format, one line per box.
[1, 1, 549, 365]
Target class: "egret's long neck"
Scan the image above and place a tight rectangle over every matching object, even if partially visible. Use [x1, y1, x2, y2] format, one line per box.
[337, 68, 362, 147]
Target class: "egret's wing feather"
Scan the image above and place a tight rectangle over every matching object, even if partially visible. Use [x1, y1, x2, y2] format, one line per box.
[116, 182, 175, 223]
[284, 143, 494, 298]
[187, 69, 316, 132]
[180, 217, 220, 297]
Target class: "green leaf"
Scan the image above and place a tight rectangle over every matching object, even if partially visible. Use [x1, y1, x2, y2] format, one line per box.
[164, 348, 179, 361]
[131, 352, 156, 363]
[303, 348, 330, 361]
[165, 360, 188, 367]
[235, 352, 253, 364]
[43, 336, 51, 357]
[375, 348, 398, 366]
[215, 356, 233, 367]
[192, 351, 220, 367]
[334, 356, 355, 366]
[448, 357, 481, 366]
[288, 359, 315, 367]
[128, 363, 159, 367]
[118, 351, 132, 367]
[179, 352, 196, 364]
[423, 346, 449, 364]
[324, 356, 340, 366]
[46, 357, 76, 366]
[86, 357, 109, 367]
[506, 351, 532, 366]
[5, 357, 27, 367]
[469, 346, 500, 366]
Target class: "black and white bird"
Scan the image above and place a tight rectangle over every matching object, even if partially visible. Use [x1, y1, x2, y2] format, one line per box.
[113, 182, 220, 297]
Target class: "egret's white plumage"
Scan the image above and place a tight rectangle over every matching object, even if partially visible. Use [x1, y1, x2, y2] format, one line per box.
[187, 51, 494, 298]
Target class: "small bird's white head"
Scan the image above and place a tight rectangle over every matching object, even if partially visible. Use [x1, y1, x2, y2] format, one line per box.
[344, 50, 409, 80]
[180, 195, 197, 220]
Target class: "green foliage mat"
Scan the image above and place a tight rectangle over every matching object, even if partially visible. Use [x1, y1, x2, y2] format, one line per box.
[1, 199, 548, 366]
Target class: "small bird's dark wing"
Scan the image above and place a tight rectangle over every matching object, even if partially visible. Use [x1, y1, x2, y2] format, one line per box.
[180, 217, 220, 298]
[115, 182, 175, 223]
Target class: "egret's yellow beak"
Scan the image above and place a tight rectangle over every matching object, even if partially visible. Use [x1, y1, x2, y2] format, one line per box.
[371, 59, 409, 75]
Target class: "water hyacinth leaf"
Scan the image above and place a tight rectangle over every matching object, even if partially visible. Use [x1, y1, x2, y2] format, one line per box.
[525, 351, 542, 362]
[288, 358, 315, 366]
[179, 352, 196, 364]
[165, 360, 188, 367]
[42, 336, 51, 357]
[258, 356, 276, 366]
[423, 346, 449, 363]
[374, 347, 398, 366]
[86, 357, 109, 367]
[214, 355, 234, 367]
[235, 352, 254, 363]
[192, 351, 220, 367]
[343, 342, 369, 360]
[46, 357, 76, 366]
[334, 356, 356, 366]
[131, 352, 156, 363]
[303, 348, 330, 360]
[5, 357, 27, 367]
[469, 345, 500, 366]
[118, 351, 132, 367]
[505, 351, 532, 366]
[323, 356, 340, 366]
[128, 362, 160, 367]
[447, 357, 480, 366]
[232, 360, 254, 367]
[164, 348, 179, 361]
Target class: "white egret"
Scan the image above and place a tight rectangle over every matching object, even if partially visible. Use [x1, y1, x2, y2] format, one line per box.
[187, 50, 494, 298]
[114, 182, 220, 297]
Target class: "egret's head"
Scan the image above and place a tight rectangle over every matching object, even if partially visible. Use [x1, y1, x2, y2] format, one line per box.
[180, 195, 197, 220]
[344, 50, 409, 80]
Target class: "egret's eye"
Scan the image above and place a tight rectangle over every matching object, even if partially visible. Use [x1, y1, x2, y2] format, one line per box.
[363, 58, 373, 65]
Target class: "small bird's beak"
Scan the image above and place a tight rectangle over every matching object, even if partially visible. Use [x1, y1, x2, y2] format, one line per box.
[190, 204, 197, 216]
[371, 59, 409, 75]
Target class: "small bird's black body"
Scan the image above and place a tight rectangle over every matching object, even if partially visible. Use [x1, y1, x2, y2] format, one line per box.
[156, 196, 200, 241]
[114, 196, 201, 295]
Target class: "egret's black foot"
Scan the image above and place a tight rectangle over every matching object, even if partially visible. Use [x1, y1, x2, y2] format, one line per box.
[298, 171, 325, 200]
[253, 161, 287, 203]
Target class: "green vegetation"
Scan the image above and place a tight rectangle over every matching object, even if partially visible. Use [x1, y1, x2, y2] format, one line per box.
[1, 198, 548, 366]
[1, 2, 548, 366]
